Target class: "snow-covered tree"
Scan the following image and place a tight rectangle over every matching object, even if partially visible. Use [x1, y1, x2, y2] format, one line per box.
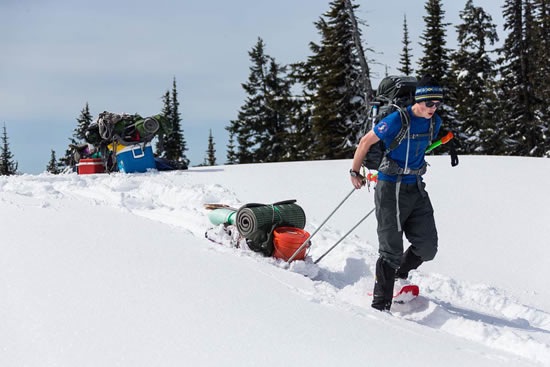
[531, 0, 550, 155]
[302, 0, 368, 159]
[451, 0, 499, 154]
[498, 0, 543, 156]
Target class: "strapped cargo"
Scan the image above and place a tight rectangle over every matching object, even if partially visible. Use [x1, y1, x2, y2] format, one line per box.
[235, 200, 306, 257]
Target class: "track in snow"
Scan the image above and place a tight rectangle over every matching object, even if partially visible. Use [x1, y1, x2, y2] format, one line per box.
[4, 172, 549, 365]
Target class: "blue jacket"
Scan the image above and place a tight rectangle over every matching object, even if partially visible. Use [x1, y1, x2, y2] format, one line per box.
[373, 105, 442, 184]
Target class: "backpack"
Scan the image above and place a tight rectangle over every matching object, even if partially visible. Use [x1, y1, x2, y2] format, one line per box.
[363, 75, 418, 170]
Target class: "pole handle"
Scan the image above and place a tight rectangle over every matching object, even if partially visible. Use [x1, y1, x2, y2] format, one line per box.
[425, 131, 454, 153]
[441, 131, 454, 144]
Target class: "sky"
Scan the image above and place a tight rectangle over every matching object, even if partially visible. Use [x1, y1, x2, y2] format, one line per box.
[1, 0, 506, 173]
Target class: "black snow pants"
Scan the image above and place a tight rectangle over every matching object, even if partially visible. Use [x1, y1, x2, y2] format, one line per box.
[374, 179, 438, 270]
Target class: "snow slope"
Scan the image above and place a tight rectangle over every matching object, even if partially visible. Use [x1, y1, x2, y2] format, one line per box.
[1, 156, 549, 366]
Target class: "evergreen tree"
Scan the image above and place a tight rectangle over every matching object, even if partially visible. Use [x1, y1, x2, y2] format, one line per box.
[287, 61, 316, 161]
[417, 0, 451, 83]
[155, 90, 171, 157]
[417, 0, 456, 143]
[303, 0, 368, 159]
[58, 137, 78, 172]
[259, 58, 295, 162]
[226, 114, 254, 164]
[498, 0, 542, 155]
[343, 0, 375, 106]
[227, 38, 269, 164]
[163, 78, 189, 164]
[522, 0, 544, 155]
[284, 95, 314, 161]
[226, 130, 238, 164]
[206, 129, 216, 166]
[0, 123, 18, 176]
[291, 105, 314, 161]
[46, 149, 61, 174]
[532, 0, 550, 155]
[450, 0, 499, 154]
[58, 103, 93, 172]
[74, 102, 93, 141]
[397, 14, 414, 76]
[227, 38, 295, 163]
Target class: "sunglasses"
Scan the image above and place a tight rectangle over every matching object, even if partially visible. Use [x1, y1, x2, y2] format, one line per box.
[425, 101, 442, 108]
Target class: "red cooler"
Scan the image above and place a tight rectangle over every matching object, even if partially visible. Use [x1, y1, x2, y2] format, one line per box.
[78, 158, 105, 174]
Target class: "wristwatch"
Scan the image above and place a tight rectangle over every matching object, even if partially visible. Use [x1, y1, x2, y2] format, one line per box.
[349, 169, 361, 177]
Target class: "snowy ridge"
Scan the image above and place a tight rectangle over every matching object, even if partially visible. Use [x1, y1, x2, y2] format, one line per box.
[1, 172, 238, 238]
[1, 157, 550, 366]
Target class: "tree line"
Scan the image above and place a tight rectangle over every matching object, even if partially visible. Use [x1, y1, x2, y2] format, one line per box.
[3, 0, 548, 176]
[226, 0, 550, 164]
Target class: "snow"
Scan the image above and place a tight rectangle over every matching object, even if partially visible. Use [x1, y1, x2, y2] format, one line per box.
[458, 69, 469, 79]
[1, 156, 549, 366]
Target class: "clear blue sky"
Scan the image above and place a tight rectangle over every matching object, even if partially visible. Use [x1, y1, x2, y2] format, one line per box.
[1, 0, 504, 173]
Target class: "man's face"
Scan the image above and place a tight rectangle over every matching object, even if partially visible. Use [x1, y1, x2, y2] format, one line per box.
[417, 100, 441, 119]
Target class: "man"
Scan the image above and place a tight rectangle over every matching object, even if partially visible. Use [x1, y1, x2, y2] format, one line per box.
[350, 75, 443, 311]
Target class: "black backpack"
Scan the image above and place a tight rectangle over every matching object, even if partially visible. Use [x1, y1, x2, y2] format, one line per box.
[363, 75, 418, 170]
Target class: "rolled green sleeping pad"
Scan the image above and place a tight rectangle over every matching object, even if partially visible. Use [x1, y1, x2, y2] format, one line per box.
[236, 202, 306, 238]
[134, 117, 160, 137]
[208, 208, 236, 225]
[235, 201, 306, 256]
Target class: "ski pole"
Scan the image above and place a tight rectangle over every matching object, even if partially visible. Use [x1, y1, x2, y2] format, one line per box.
[287, 187, 357, 263]
[368, 132, 455, 182]
[313, 207, 375, 264]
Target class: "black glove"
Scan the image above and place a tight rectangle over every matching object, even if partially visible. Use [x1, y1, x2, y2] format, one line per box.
[450, 140, 459, 167]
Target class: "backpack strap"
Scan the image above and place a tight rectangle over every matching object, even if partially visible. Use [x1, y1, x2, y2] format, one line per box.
[380, 112, 436, 170]
[429, 115, 435, 146]
[410, 116, 436, 147]
[389, 113, 435, 151]
[386, 105, 410, 152]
